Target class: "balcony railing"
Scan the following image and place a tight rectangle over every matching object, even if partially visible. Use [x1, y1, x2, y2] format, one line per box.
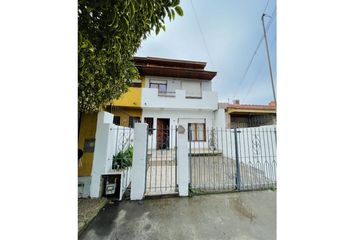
[157, 90, 202, 99]
[157, 91, 176, 97]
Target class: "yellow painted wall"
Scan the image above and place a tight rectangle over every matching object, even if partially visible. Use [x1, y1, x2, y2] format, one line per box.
[78, 113, 98, 177]
[111, 77, 145, 107]
[111, 87, 141, 107]
[78, 78, 145, 177]
[78, 108, 142, 177]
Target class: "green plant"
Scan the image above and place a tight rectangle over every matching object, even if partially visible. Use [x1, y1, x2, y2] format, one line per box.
[188, 185, 204, 197]
[78, 0, 183, 113]
[188, 186, 196, 197]
[112, 146, 133, 170]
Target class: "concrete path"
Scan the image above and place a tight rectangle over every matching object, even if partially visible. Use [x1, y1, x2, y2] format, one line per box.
[79, 190, 276, 240]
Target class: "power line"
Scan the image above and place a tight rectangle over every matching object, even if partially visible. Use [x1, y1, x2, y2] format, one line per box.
[190, 0, 215, 69]
[242, 33, 276, 103]
[263, 0, 270, 13]
[233, 7, 276, 100]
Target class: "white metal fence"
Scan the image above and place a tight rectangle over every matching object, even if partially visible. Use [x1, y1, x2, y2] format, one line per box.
[189, 125, 277, 192]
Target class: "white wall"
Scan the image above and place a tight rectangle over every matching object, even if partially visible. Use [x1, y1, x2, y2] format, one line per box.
[142, 109, 215, 150]
[144, 76, 212, 92]
[142, 88, 218, 110]
[143, 76, 217, 110]
[89, 111, 134, 198]
[90, 112, 113, 198]
[130, 123, 148, 200]
[201, 81, 212, 91]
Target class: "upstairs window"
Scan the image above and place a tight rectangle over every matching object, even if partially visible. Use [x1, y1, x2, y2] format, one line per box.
[150, 81, 167, 93]
[128, 79, 142, 88]
[182, 81, 202, 98]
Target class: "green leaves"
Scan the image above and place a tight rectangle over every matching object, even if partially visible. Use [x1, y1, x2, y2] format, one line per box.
[112, 146, 133, 170]
[175, 6, 184, 16]
[78, 0, 184, 113]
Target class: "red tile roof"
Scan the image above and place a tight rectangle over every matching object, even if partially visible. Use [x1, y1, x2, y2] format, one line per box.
[228, 101, 276, 111]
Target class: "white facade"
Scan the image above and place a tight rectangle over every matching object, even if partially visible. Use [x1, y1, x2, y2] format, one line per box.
[141, 76, 225, 149]
[142, 76, 217, 110]
[142, 109, 216, 149]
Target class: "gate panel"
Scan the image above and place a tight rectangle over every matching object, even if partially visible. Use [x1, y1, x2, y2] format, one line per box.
[237, 126, 277, 191]
[189, 126, 277, 193]
[189, 128, 237, 192]
[145, 126, 178, 196]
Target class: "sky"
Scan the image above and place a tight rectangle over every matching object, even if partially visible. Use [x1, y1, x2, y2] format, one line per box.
[137, 0, 276, 105]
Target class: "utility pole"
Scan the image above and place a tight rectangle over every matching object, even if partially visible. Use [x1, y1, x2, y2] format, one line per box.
[262, 13, 276, 103]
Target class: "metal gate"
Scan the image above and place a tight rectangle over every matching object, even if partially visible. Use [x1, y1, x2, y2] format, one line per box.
[189, 125, 277, 192]
[145, 126, 178, 196]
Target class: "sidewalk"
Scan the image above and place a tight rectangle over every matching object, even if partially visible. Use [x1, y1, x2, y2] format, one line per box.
[78, 198, 108, 235]
[79, 190, 276, 240]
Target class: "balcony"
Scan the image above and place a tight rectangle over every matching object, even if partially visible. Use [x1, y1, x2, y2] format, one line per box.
[142, 88, 218, 110]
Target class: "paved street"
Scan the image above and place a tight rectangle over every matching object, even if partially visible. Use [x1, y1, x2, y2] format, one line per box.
[79, 190, 276, 240]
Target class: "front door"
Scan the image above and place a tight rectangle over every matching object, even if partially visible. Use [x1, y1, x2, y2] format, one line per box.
[157, 118, 170, 149]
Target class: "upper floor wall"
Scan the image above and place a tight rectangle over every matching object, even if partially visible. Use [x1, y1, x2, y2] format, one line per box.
[144, 76, 212, 97]
[141, 76, 217, 110]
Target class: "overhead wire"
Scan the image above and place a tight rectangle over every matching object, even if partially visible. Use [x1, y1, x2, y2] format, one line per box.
[242, 32, 276, 103]
[190, 0, 216, 69]
[263, 0, 270, 13]
[233, 6, 276, 100]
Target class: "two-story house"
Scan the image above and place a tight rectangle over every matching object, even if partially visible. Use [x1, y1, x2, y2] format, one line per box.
[136, 57, 225, 149]
[78, 56, 225, 197]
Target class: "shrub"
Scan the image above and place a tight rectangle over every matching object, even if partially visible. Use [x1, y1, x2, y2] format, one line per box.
[112, 146, 133, 170]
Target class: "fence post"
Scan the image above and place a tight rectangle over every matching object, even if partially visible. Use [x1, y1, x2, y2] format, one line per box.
[177, 123, 189, 196]
[90, 111, 114, 198]
[234, 127, 241, 190]
[130, 123, 148, 200]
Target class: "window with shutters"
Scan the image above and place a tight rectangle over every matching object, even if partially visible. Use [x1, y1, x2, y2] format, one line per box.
[181, 81, 202, 98]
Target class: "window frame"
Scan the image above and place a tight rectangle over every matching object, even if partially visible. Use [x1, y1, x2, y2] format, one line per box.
[188, 123, 206, 142]
[144, 117, 154, 135]
[150, 82, 167, 93]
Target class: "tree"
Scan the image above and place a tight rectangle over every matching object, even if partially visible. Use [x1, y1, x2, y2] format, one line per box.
[79, 0, 183, 113]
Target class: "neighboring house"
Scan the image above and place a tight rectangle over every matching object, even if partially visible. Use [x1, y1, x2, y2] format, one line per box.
[78, 56, 225, 197]
[224, 100, 276, 128]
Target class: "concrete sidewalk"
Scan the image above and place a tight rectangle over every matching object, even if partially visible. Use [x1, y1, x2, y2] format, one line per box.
[79, 190, 276, 240]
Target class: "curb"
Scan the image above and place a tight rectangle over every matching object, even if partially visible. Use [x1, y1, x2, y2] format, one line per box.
[78, 198, 108, 236]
